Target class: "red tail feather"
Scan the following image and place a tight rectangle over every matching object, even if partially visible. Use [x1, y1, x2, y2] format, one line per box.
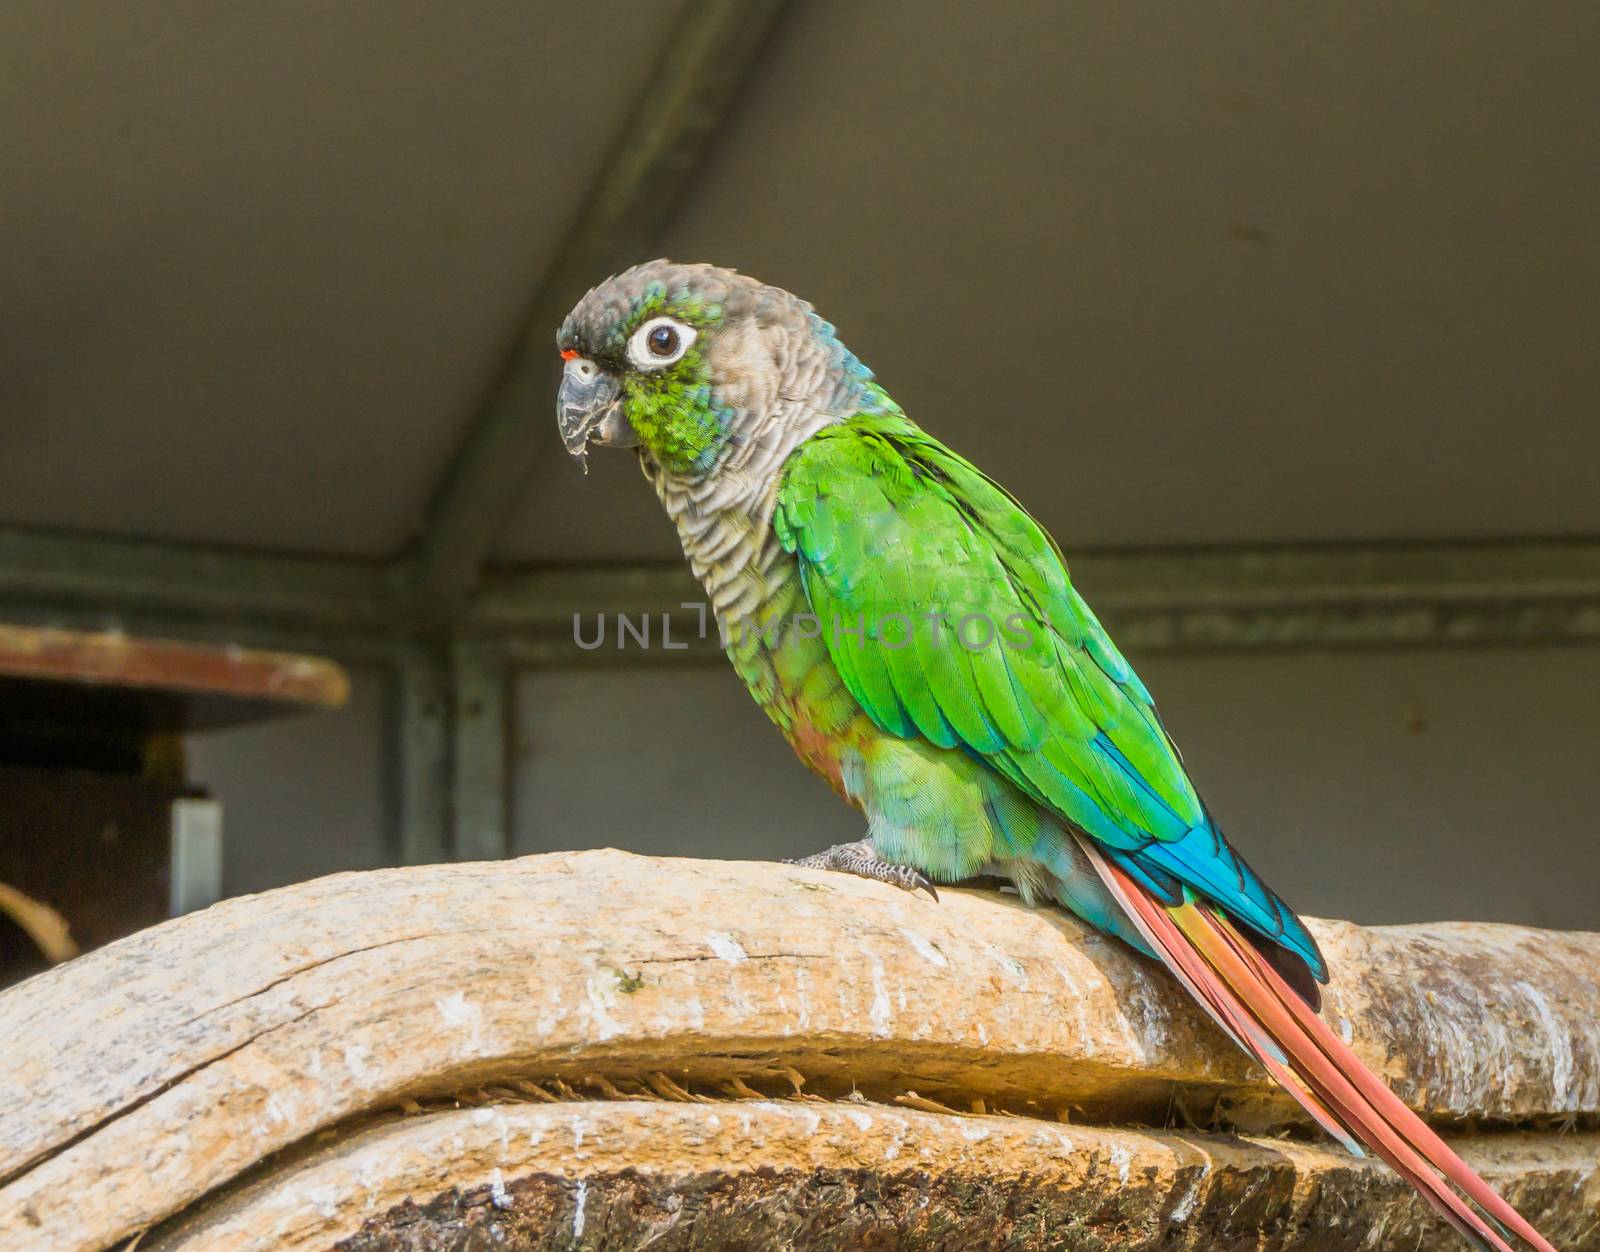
[1076, 834, 1556, 1252]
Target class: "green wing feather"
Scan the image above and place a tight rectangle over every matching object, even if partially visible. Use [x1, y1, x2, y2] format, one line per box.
[775, 410, 1326, 979]
[776, 411, 1202, 847]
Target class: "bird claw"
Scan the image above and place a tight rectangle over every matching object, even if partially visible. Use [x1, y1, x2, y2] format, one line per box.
[783, 840, 939, 901]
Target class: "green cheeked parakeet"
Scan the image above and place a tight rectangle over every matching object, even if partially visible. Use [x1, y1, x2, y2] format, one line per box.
[556, 261, 1553, 1250]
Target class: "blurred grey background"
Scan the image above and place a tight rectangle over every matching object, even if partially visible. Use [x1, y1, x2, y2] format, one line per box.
[3, 1, 1598, 930]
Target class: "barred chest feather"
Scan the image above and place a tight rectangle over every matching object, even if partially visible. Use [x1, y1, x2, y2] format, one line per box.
[641, 424, 864, 799]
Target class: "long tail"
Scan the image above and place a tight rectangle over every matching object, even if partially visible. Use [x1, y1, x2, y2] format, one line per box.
[1075, 833, 1557, 1251]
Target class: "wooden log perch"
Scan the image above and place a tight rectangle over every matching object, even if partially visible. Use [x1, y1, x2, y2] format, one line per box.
[1, 849, 1597, 1250]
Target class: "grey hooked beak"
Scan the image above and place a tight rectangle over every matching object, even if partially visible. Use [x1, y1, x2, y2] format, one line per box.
[557, 356, 635, 473]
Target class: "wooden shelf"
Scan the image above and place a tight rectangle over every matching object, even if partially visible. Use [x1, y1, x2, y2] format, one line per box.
[0, 623, 349, 731]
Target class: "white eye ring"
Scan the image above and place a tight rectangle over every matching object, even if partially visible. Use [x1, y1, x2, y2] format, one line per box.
[626, 316, 697, 370]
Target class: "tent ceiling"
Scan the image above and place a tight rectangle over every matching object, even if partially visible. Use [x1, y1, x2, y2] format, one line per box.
[0, 0, 682, 556]
[3, 2, 1597, 564]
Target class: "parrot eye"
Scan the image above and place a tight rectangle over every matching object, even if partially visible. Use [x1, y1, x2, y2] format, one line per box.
[627, 316, 696, 370]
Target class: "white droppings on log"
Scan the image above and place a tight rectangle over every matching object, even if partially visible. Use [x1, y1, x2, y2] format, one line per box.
[898, 927, 949, 968]
[1515, 979, 1575, 1103]
[341, 1042, 376, 1082]
[434, 992, 486, 1055]
[581, 967, 624, 1041]
[705, 932, 747, 963]
[488, 1168, 511, 1211]
[868, 959, 892, 1036]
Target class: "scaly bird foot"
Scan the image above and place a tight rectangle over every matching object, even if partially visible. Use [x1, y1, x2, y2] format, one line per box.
[782, 840, 939, 901]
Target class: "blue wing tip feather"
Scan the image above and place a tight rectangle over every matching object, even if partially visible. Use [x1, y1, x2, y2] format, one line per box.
[1122, 824, 1329, 986]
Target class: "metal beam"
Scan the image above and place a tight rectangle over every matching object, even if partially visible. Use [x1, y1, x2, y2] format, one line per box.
[0, 524, 407, 634]
[409, 0, 790, 608]
[466, 539, 1600, 663]
[16, 527, 1589, 660]
[1076, 541, 1600, 652]
[450, 637, 511, 861]
[393, 645, 451, 865]
[472, 563, 701, 634]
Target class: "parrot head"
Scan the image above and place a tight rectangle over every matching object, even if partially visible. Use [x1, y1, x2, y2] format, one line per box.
[555, 259, 874, 476]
